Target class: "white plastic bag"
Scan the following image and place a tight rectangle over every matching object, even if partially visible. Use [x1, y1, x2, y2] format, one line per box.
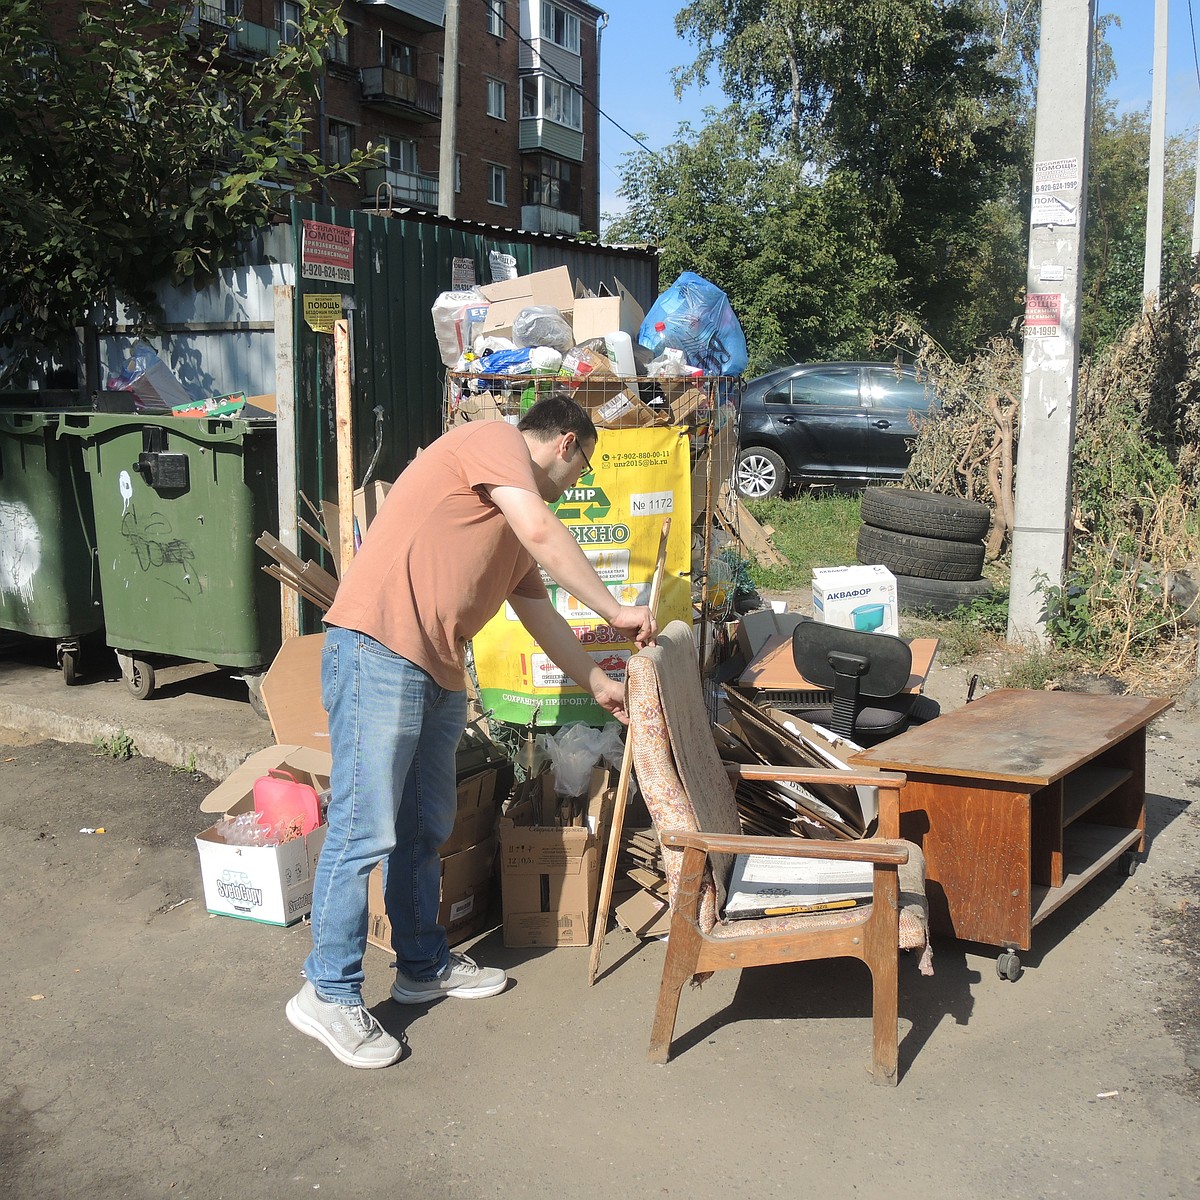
[539, 722, 625, 797]
[432, 288, 490, 367]
[511, 305, 574, 353]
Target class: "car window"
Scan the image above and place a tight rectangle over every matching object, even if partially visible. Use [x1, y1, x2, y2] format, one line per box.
[865, 369, 935, 414]
[765, 368, 861, 407]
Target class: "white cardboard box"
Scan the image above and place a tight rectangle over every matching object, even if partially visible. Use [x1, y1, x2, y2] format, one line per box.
[812, 564, 899, 636]
[195, 745, 331, 926]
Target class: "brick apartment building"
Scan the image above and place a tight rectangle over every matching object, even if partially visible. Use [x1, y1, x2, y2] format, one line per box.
[50, 0, 606, 234]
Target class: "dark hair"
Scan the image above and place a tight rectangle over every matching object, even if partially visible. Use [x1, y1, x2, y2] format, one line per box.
[517, 392, 597, 444]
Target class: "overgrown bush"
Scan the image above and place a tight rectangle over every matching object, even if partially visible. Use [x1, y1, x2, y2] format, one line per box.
[893, 265, 1200, 686]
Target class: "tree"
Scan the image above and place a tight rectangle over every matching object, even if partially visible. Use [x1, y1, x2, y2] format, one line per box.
[663, 1, 1024, 357]
[0, 0, 374, 381]
[606, 108, 902, 371]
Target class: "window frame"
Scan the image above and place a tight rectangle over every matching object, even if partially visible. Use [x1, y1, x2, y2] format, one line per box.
[540, 2, 580, 53]
[327, 118, 354, 168]
[487, 162, 508, 206]
[486, 77, 507, 120]
[486, 0, 505, 38]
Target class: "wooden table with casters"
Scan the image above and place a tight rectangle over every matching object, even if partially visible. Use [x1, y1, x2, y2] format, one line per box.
[852, 688, 1173, 979]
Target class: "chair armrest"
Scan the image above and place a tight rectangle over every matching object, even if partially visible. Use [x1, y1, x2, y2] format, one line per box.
[660, 829, 909, 865]
[724, 763, 906, 790]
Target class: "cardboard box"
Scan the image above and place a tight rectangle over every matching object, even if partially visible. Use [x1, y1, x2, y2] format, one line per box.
[812, 564, 899, 636]
[572, 277, 645, 343]
[479, 266, 574, 337]
[441, 767, 501, 857]
[195, 745, 332, 926]
[366, 838, 497, 953]
[499, 767, 615, 948]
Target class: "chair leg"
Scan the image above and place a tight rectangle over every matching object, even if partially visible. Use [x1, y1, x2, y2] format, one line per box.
[648, 938, 694, 1064]
[869, 946, 900, 1085]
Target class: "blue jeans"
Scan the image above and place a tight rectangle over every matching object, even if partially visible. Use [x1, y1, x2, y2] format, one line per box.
[303, 626, 467, 1004]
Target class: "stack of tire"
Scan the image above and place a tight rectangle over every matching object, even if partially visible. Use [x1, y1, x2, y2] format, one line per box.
[857, 487, 996, 615]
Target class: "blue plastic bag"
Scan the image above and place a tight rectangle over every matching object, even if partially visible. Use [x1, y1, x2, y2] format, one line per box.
[637, 271, 748, 378]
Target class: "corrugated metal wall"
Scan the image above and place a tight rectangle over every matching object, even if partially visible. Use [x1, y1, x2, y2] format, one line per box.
[288, 199, 659, 514]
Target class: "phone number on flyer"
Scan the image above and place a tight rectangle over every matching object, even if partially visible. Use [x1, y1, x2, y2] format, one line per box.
[302, 263, 353, 283]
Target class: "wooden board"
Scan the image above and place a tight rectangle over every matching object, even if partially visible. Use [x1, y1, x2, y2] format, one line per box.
[855, 689, 1173, 786]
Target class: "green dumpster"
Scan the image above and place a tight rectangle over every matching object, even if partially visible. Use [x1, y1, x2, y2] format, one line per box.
[0, 409, 103, 683]
[60, 412, 280, 706]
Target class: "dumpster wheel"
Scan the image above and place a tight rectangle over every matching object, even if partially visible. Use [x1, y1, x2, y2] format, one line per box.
[116, 651, 156, 700]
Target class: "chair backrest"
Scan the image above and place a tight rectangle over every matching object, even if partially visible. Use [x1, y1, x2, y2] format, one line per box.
[791, 623, 913, 740]
[627, 620, 741, 917]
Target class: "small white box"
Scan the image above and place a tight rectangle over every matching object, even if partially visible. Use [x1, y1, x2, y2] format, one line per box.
[195, 745, 332, 926]
[196, 823, 327, 926]
[812, 564, 899, 636]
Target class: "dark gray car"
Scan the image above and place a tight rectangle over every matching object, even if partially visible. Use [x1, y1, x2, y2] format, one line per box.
[734, 362, 938, 499]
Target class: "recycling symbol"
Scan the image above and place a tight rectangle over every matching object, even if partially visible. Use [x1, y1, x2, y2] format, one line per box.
[554, 484, 611, 522]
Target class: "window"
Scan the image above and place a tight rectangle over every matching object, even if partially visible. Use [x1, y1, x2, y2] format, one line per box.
[520, 76, 582, 130]
[328, 119, 353, 167]
[522, 155, 579, 212]
[542, 78, 582, 129]
[326, 25, 350, 65]
[865, 369, 934, 415]
[486, 1, 505, 37]
[385, 136, 417, 173]
[486, 78, 506, 120]
[389, 40, 417, 75]
[540, 2, 579, 53]
[455, 154, 462, 194]
[487, 163, 507, 206]
[766, 368, 861, 407]
[275, 0, 300, 44]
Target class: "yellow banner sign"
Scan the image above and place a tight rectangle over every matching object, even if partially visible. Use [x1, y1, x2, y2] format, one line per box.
[472, 425, 693, 727]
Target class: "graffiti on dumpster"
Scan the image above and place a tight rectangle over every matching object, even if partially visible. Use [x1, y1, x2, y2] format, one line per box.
[119, 504, 201, 603]
[0, 499, 40, 608]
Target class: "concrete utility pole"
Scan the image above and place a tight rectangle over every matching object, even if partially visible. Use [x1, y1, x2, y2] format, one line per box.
[437, 0, 460, 218]
[1008, 0, 1096, 645]
[1143, 0, 1169, 301]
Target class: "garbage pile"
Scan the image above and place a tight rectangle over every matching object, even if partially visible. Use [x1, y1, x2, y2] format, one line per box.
[435, 267, 748, 430]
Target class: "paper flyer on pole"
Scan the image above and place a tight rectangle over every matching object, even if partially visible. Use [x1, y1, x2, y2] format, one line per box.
[472, 425, 693, 727]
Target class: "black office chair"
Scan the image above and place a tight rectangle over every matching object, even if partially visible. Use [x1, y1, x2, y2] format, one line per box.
[787, 621, 940, 747]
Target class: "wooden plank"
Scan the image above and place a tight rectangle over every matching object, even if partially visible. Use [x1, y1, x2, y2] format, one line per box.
[334, 318, 356, 577]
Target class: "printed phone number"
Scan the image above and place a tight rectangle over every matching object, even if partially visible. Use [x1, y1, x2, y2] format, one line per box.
[303, 263, 354, 282]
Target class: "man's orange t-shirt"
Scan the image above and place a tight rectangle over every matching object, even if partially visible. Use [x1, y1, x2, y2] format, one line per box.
[324, 421, 549, 690]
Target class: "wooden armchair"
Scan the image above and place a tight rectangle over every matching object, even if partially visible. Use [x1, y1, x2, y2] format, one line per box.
[626, 620, 933, 1084]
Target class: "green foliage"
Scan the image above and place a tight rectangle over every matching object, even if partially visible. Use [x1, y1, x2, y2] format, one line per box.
[0, 0, 377, 376]
[606, 109, 901, 370]
[742, 492, 862, 591]
[93, 729, 138, 761]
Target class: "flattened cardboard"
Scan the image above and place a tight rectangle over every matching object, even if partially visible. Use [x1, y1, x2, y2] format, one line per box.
[479, 266, 574, 337]
[572, 278, 645, 343]
[260, 634, 329, 752]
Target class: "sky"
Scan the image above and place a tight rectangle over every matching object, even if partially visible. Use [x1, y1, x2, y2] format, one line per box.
[596, 1, 1200, 224]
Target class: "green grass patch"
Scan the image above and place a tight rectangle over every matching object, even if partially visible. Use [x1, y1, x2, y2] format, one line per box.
[744, 493, 863, 590]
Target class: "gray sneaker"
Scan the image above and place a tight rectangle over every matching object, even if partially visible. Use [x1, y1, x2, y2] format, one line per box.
[285, 982, 402, 1069]
[390, 953, 508, 1004]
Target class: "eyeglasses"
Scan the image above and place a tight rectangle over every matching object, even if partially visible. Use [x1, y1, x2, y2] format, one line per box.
[572, 436, 594, 477]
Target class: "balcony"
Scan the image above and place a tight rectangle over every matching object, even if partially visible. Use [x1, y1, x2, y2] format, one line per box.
[355, 0, 444, 34]
[363, 166, 439, 211]
[519, 117, 584, 163]
[230, 19, 280, 57]
[520, 205, 581, 236]
[360, 67, 441, 122]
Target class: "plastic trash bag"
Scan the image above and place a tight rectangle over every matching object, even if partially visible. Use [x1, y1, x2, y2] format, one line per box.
[539, 721, 626, 797]
[432, 288, 491, 367]
[511, 305, 575, 354]
[105, 340, 192, 412]
[637, 271, 749, 378]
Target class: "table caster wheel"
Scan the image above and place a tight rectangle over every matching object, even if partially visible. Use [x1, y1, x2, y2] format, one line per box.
[996, 950, 1023, 982]
[1118, 851, 1140, 877]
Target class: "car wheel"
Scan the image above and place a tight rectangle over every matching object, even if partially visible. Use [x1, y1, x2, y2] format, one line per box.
[861, 487, 992, 542]
[894, 573, 998, 614]
[736, 447, 787, 500]
[857, 525, 986, 581]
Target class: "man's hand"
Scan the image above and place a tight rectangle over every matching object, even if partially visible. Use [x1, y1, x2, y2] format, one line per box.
[592, 676, 630, 724]
[609, 604, 657, 648]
